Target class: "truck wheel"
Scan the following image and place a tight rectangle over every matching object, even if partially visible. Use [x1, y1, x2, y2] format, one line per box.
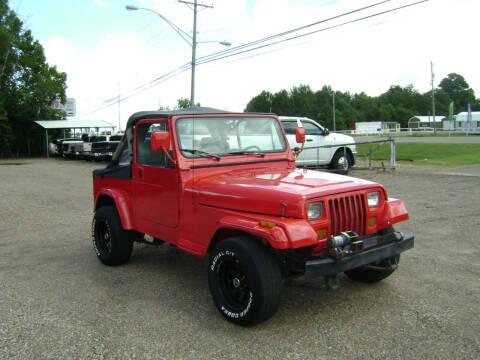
[345, 255, 400, 283]
[329, 150, 353, 171]
[92, 205, 133, 266]
[345, 226, 399, 283]
[208, 237, 282, 326]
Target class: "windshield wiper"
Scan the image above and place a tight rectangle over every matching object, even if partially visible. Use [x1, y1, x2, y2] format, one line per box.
[181, 149, 221, 160]
[224, 151, 266, 157]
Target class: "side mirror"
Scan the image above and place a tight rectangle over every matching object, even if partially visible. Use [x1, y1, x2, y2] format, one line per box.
[295, 127, 305, 144]
[324, 128, 330, 136]
[150, 131, 170, 152]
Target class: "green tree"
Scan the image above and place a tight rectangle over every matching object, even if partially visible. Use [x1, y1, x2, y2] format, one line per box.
[244, 75, 479, 131]
[0, 0, 66, 156]
[289, 84, 316, 119]
[314, 86, 334, 128]
[428, 88, 451, 116]
[439, 73, 475, 112]
[271, 89, 292, 115]
[244, 90, 273, 112]
[176, 97, 199, 109]
[352, 92, 375, 123]
[379, 85, 424, 127]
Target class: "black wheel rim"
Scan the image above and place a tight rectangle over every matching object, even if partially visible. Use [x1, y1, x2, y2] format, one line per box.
[95, 220, 112, 255]
[218, 258, 251, 311]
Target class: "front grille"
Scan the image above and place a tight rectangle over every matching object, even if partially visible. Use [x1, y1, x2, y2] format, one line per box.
[92, 143, 107, 151]
[108, 142, 120, 151]
[92, 142, 120, 152]
[328, 194, 367, 236]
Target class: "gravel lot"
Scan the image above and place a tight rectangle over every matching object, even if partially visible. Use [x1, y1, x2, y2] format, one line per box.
[0, 158, 479, 359]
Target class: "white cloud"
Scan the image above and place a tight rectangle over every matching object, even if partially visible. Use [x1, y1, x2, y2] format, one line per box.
[42, 37, 77, 73]
[93, 0, 109, 7]
[40, 0, 480, 129]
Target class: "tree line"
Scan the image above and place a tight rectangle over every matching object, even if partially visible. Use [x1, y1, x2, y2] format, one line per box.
[245, 73, 479, 131]
[0, 0, 66, 157]
[1, 0, 479, 157]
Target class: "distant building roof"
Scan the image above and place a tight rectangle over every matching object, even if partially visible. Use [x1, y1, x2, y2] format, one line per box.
[456, 112, 480, 121]
[409, 116, 447, 123]
[34, 120, 116, 129]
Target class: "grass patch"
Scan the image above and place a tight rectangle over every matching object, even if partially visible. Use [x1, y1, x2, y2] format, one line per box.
[356, 143, 480, 168]
[403, 133, 480, 138]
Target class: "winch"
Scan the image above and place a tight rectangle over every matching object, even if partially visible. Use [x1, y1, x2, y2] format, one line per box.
[325, 231, 365, 259]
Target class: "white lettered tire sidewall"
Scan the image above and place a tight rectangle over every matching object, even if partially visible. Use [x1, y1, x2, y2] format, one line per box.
[208, 237, 282, 326]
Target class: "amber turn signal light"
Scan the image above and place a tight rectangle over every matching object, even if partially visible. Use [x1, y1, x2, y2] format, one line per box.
[259, 220, 276, 228]
[317, 228, 327, 240]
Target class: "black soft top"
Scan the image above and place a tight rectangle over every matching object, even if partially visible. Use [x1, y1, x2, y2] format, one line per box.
[125, 106, 274, 130]
[126, 107, 230, 129]
[97, 106, 276, 178]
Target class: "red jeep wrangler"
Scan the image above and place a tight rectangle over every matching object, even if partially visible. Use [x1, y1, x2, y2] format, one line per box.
[92, 107, 414, 326]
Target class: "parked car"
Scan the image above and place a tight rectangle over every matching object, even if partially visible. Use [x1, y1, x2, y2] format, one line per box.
[49, 140, 60, 156]
[280, 116, 356, 171]
[91, 107, 413, 326]
[90, 134, 123, 161]
[56, 138, 83, 158]
[82, 135, 107, 161]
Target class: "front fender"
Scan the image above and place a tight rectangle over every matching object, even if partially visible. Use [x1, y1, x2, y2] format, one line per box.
[218, 215, 318, 250]
[95, 189, 135, 230]
[378, 197, 409, 229]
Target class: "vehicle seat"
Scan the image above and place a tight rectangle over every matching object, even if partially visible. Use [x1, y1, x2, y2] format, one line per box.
[199, 137, 229, 153]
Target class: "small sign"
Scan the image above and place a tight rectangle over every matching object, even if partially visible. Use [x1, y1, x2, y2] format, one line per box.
[51, 98, 76, 117]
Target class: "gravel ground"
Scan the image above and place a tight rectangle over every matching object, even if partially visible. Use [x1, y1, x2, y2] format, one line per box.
[0, 158, 479, 359]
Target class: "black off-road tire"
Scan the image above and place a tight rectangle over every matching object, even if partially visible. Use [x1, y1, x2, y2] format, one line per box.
[92, 205, 133, 266]
[329, 149, 353, 171]
[345, 226, 399, 283]
[208, 236, 282, 326]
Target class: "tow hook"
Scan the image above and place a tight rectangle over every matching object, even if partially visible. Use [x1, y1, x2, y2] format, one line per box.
[326, 231, 364, 259]
[393, 231, 404, 242]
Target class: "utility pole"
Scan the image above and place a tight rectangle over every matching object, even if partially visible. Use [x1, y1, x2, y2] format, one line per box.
[190, 0, 197, 107]
[179, 0, 213, 106]
[127, 2, 225, 107]
[117, 81, 121, 131]
[332, 90, 336, 132]
[431, 61, 436, 135]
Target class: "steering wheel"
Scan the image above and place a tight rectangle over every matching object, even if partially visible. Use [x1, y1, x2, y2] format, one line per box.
[243, 145, 261, 151]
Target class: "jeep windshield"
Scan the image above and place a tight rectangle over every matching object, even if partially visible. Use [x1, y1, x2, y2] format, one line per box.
[176, 116, 287, 159]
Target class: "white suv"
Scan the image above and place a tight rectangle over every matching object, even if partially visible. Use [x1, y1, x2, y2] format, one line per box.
[280, 116, 356, 171]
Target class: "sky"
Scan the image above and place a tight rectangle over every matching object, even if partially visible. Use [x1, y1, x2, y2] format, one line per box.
[9, 0, 480, 130]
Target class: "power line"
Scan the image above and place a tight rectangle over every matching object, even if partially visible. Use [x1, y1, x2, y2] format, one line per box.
[76, 63, 191, 117]
[196, 0, 395, 64]
[196, 0, 429, 66]
[77, 0, 429, 117]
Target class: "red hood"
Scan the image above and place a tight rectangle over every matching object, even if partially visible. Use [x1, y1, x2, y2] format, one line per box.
[192, 168, 379, 218]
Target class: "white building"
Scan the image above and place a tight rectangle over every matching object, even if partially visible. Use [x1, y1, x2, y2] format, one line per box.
[408, 116, 446, 129]
[353, 121, 400, 134]
[455, 111, 480, 130]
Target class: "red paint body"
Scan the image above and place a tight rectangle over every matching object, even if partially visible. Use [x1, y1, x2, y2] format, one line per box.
[93, 113, 409, 258]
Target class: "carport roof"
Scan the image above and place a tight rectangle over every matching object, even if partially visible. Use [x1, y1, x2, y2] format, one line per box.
[34, 119, 116, 129]
[409, 115, 447, 123]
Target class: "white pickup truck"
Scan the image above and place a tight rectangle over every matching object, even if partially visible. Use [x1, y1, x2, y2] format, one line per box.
[280, 116, 356, 171]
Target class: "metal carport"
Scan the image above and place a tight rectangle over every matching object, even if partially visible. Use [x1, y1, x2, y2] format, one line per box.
[34, 120, 116, 158]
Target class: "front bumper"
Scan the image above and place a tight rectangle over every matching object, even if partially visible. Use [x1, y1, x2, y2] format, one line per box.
[93, 152, 113, 159]
[304, 232, 414, 278]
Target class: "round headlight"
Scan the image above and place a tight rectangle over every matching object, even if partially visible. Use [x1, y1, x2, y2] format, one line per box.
[367, 191, 380, 207]
[307, 202, 323, 220]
